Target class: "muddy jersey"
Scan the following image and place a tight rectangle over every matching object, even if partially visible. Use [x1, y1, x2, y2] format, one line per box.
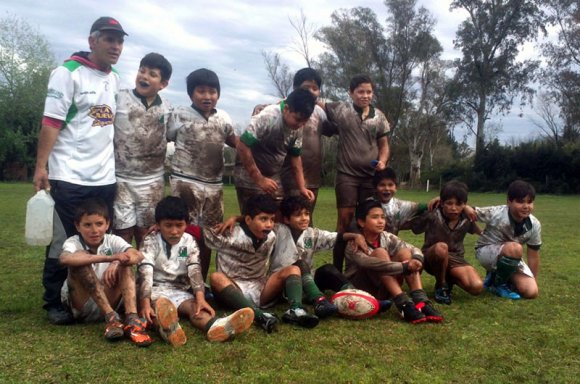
[345, 231, 423, 279]
[170, 106, 235, 183]
[234, 103, 303, 190]
[114, 89, 172, 180]
[381, 197, 427, 235]
[270, 223, 337, 273]
[412, 209, 478, 258]
[43, 57, 120, 185]
[138, 232, 203, 297]
[475, 205, 542, 249]
[203, 225, 276, 282]
[324, 101, 389, 178]
[280, 105, 327, 190]
[61, 234, 131, 279]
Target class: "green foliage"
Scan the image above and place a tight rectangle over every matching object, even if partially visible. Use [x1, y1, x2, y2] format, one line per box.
[1, 183, 579, 383]
[0, 15, 55, 180]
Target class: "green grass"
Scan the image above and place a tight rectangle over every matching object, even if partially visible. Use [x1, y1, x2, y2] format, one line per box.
[1, 183, 579, 383]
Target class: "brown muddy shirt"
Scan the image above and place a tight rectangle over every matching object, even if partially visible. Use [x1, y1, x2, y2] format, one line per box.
[324, 101, 389, 177]
[234, 103, 302, 190]
[114, 89, 172, 180]
[170, 106, 235, 183]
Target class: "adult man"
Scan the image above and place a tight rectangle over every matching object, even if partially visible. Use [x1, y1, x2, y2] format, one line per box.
[33, 17, 127, 324]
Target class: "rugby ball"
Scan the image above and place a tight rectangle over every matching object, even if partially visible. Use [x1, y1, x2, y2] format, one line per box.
[330, 289, 380, 319]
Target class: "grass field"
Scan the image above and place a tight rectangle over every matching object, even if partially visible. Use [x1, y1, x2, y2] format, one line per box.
[1, 183, 579, 383]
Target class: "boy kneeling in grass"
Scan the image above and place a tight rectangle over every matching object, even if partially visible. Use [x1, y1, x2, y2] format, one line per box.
[59, 198, 151, 347]
[137, 196, 253, 345]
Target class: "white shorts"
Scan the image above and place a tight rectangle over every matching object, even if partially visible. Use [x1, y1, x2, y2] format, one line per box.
[232, 278, 267, 308]
[151, 285, 195, 309]
[170, 176, 223, 226]
[114, 176, 165, 230]
[475, 244, 534, 278]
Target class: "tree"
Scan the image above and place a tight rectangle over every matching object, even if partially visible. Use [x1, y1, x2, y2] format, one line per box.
[450, 0, 545, 157]
[0, 15, 55, 179]
[541, 0, 580, 143]
[261, 50, 293, 98]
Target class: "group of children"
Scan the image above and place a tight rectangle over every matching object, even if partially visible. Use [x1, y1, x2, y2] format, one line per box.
[55, 51, 542, 347]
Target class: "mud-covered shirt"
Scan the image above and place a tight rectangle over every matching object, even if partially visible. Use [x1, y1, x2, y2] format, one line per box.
[382, 197, 428, 235]
[234, 103, 302, 190]
[138, 232, 203, 297]
[170, 106, 235, 183]
[323, 101, 389, 178]
[475, 205, 542, 249]
[204, 225, 276, 282]
[412, 208, 478, 258]
[114, 89, 173, 180]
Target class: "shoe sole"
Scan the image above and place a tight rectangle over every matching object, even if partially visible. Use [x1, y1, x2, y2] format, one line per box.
[425, 315, 444, 323]
[155, 297, 187, 346]
[104, 325, 124, 340]
[314, 306, 338, 319]
[207, 307, 255, 342]
[408, 317, 428, 324]
[282, 314, 320, 329]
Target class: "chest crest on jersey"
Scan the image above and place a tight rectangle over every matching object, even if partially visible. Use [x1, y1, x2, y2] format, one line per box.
[178, 246, 188, 258]
[89, 105, 114, 127]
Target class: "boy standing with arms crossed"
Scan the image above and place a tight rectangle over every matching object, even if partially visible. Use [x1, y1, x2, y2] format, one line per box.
[169, 68, 238, 279]
[33, 17, 127, 324]
[114, 53, 173, 248]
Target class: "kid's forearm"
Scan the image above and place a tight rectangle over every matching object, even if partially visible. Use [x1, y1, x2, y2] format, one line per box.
[290, 155, 307, 190]
[377, 136, 390, 165]
[348, 250, 405, 275]
[59, 251, 113, 267]
[237, 142, 263, 183]
[137, 265, 153, 300]
[527, 248, 540, 277]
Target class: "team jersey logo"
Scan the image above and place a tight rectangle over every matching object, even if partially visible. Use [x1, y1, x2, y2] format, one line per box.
[103, 248, 113, 256]
[89, 105, 114, 127]
[303, 237, 313, 249]
[178, 246, 188, 258]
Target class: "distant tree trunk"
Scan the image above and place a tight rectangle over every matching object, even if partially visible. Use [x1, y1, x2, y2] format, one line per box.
[408, 149, 423, 188]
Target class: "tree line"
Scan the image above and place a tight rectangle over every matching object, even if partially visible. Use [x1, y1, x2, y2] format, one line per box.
[1, 1, 579, 193]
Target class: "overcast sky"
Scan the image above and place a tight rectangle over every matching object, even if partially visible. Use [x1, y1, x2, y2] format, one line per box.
[2, 0, 549, 144]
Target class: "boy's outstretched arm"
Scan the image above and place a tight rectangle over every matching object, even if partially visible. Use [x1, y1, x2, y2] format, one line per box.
[527, 247, 540, 278]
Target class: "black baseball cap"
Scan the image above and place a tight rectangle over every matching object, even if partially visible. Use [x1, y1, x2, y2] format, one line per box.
[90, 17, 128, 36]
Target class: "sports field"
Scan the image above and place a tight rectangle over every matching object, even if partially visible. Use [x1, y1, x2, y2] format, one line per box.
[1, 183, 578, 383]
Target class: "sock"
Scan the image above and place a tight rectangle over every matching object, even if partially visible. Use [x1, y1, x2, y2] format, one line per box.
[203, 317, 217, 333]
[302, 273, 325, 303]
[410, 289, 429, 304]
[332, 238, 347, 272]
[394, 292, 411, 311]
[314, 263, 352, 291]
[495, 256, 520, 286]
[215, 285, 264, 318]
[285, 274, 303, 309]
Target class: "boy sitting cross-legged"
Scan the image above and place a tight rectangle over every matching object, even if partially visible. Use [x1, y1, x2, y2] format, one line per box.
[474, 180, 541, 300]
[205, 194, 319, 332]
[59, 198, 152, 347]
[411, 181, 483, 305]
[345, 199, 444, 324]
[137, 196, 254, 345]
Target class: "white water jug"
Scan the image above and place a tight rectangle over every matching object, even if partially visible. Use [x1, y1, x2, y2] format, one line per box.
[25, 190, 54, 246]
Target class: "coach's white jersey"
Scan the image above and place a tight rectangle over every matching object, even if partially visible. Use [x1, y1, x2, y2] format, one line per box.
[43, 58, 120, 185]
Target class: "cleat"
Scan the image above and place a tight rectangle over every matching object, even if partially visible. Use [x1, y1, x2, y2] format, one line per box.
[378, 299, 393, 313]
[400, 302, 427, 324]
[313, 297, 338, 319]
[207, 307, 254, 342]
[282, 308, 319, 328]
[104, 312, 124, 340]
[434, 284, 452, 305]
[493, 284, 521, 300]
[155, 297, 186, 346]
[417, 301, 444, 323]
[254, 312, 278, 333]
[124, 316, 152, 347]
[47, 305, 74, 325]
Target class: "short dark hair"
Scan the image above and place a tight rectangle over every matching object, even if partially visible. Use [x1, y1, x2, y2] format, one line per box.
[440, 180, 469, 204]
[293, 67, 322, 89]
[349, 74, 374, 92]
[507, 180, 536, 201]
[285, 88, 316, 119]
[355, 198, 382, 221]
[243, 194, 279, 218]
[140, 52, 172, 82]
[280, 196, 311, 219]
[373, 167, 397, 188]
[155, 196, 189, 223]
[186, 68, 220, 97]
[74, 198, 109, 224]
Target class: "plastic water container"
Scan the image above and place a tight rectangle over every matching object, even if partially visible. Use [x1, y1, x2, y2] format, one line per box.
[25, 190, 54, 246]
